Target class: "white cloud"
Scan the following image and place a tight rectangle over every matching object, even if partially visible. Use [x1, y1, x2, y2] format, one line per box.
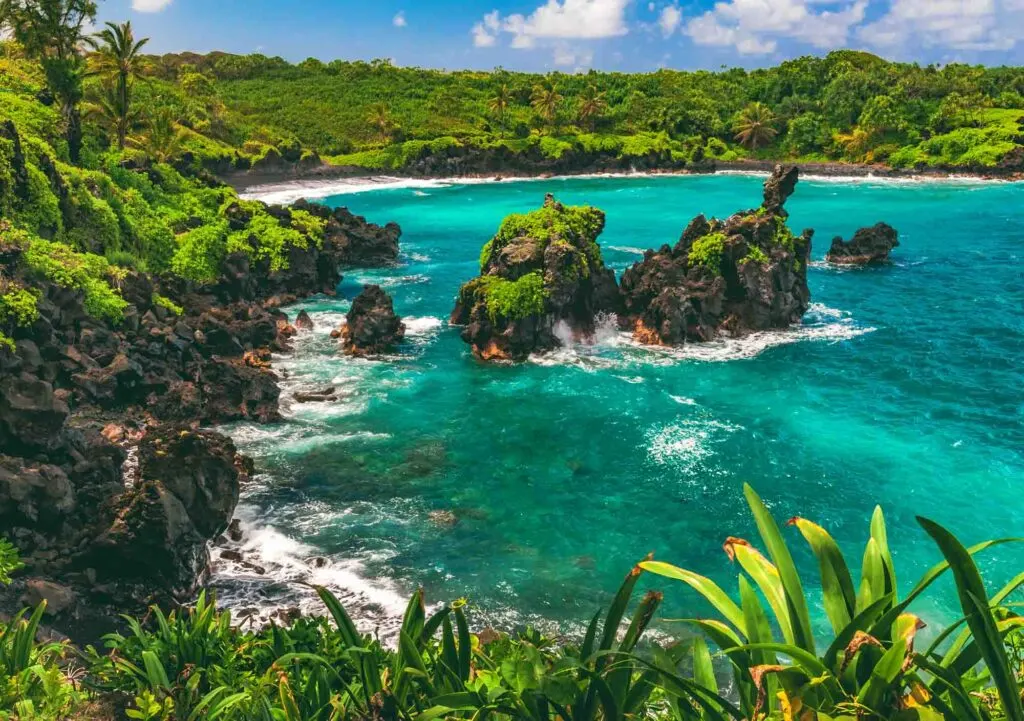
[658, 5, 682, 36]
[132, 0, 173, 11]
[683, 0, 867, 55]
[553, 44, 595, 67]
[393, 11, 407, 28]
[472, 0, 632, 50]
[471, 10, 501, 47]
[858, 0, 1024, 53]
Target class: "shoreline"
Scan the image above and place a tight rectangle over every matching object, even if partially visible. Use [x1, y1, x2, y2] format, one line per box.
[232, 159, 1023, 203]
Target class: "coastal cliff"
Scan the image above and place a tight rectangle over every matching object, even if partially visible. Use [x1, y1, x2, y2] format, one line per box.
[0, 193, 400, 638]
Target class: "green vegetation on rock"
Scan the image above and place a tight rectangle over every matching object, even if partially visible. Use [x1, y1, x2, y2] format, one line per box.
[688, 232, 727, 274]
[479, 271, 547, 321]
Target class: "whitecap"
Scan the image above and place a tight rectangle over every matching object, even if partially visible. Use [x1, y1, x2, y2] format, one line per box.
[670, 395, 698, 406]
[211, 507, 413, 641]
[608, 245, 647, 255]
[645, 418, 741, 473]
[403, 316, 443, 336]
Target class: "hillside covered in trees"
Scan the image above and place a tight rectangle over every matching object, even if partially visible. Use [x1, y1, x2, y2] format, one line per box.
[136, 48, 1024, 174]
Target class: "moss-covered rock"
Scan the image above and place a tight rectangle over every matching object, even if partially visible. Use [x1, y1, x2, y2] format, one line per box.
[451, 194, 619, 361]
[620, 165, 813, 344]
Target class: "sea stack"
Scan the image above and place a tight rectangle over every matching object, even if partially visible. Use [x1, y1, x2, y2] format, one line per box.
[619, 164, 813, 345]
[341, 285, 405, 356]
[450, 194, 620, 361]
[826, 223, 900, 265]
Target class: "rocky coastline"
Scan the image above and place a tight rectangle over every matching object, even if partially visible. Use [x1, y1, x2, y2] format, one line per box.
[224, 149, 1024, 192]
[0, 199, 400, 642]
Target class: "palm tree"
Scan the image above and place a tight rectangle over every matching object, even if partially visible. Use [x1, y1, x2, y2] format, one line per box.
[488, 84, 512, 138]
[577, 84, 607, 131]
[530, 82, 562, 134]
[86, 21, 149, 149]
[0, 0, 98, 162]
[733, 102, 778, 151]
[89, 81, 143, 150]
[129, 107, 182, 164]
[366, 103, 395, 144]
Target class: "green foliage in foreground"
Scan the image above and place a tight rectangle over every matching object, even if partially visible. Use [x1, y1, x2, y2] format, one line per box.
[2, 488, 1023, 720]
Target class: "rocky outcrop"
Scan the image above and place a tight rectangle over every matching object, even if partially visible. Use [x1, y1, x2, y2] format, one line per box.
[292, 199, 401, 267]
[451, 194, 620, 361]
[620, 165, 813, 345]
[399, 143, 695, 178]
[0, 191, 403, 640]
[341, 285, 405, 356]
[826, 223, 899, 265]
[87, 426, 246, 601]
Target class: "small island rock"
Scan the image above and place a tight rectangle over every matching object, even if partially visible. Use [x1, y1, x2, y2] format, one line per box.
[826, 222, 900, 265]
[450, 194, 619, 361]
[620, 164, 813, 345]
[294, 309, 314, 330]
[342, 285, 405, 356]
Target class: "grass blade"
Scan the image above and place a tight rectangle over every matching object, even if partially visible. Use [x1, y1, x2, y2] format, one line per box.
[918, 516, 1024, 721]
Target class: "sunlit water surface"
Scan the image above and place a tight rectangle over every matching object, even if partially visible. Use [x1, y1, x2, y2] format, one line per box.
[214, 173, 1024, 641]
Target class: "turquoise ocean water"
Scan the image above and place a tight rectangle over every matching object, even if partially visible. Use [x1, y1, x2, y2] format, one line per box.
[216, 173, 1024, 640]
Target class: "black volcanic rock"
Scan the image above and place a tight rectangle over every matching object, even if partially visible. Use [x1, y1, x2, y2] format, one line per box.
[292, 199, 401, 267]
[620, 165, 813, 345]
[450, 194, 620, 361]
[0, 184, 404, 639]
[826, 222, 900, 265]
[342, 285, 405, 356]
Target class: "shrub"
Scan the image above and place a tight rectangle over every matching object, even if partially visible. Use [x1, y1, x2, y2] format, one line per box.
[688, 232, 726, 273]
[479, 271, 547, 321]
[0, 285, 39, 327]
[23, 237, 129, 322]
[152, 293, 183, 316]
[172, 220, 228, 282]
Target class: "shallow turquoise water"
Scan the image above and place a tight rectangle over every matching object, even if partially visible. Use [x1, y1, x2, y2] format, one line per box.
[218, 173, 1024, 638]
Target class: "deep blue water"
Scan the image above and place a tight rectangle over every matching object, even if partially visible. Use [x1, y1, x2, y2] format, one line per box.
[217, 173, 1024, 640]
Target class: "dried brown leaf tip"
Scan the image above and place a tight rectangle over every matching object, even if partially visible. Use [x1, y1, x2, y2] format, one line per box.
[723, 536, 751, 562]
[841, 630, 884, 674]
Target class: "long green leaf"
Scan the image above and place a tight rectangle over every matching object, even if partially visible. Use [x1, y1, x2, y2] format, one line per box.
[744, 485, 815, 653]
[856, 639, 906, 712]
[640, 561, 747, 636]
[918, 516, 1024, 721]
[790, 516, 856, 635]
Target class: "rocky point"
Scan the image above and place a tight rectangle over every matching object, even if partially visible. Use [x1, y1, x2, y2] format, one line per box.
[826, 222, 900, 265]
[450, 194, 620, 361]
[0, 192, 401, 640]
[341, 285, 406, 356]
[619, 165, 813, 345]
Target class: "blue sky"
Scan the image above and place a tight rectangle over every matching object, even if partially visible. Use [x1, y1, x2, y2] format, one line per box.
[100, 0, 1024, 72]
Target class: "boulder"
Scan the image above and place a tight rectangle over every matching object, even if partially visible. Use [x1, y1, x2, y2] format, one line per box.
[450, 194, 620, 360]
[620, 165, 813, 345]
[826, 222, 900, 265]
[21, 578, 77, 616]
[342, 285, 405, 356]
[0, 374, 70, 454]
[295, 309, 314, 330]
[0, 457, 75, 531]
[87, 426, 245, 596]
